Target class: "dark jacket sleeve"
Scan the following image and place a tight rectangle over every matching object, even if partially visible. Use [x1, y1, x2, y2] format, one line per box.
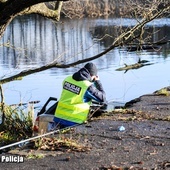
[85, 80, 106, 103]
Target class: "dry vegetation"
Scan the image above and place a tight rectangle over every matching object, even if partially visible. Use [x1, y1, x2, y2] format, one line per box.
[0, 104, 33, 146]
[34, 136, 91, 152]
[62, 0, 170, 18]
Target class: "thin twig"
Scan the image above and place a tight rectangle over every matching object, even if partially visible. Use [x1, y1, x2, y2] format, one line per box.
[0, 85, 5, 124]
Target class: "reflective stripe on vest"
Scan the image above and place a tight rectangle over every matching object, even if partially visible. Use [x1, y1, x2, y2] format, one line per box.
[55, 76, 92, 124]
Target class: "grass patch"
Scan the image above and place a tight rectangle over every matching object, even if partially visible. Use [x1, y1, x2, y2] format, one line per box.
[26, 153, 44, 159]
[155, 88, 170, 96]
[0, 104, 33, 146]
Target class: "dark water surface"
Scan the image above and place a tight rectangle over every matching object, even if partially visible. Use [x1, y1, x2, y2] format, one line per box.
[0, 15, 170, 112]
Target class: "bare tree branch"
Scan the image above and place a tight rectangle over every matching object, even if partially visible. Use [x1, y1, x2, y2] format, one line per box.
[0, 85, 5, 124]
[0, 0, 68, 39]
[19, 2, 63, 20]
[0, 3, 169, 85]
[0, 1, 169, 85]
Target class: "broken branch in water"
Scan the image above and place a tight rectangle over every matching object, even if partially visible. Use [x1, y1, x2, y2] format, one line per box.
[116, 60, 153, 73]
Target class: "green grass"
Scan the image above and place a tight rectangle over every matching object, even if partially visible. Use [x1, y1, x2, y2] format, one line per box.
[0, 104, 33, 145]
[155, 88, 170, 96]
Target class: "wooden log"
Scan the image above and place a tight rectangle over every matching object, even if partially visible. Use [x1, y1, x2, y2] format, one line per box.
[116, 60, 152, 72]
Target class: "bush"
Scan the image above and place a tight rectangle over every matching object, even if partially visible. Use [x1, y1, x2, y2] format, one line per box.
[0, 104, 33, 145]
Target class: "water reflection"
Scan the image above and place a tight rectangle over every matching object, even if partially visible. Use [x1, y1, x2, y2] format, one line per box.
[0, 15, 170, 106]
[1, 15, 170, 71]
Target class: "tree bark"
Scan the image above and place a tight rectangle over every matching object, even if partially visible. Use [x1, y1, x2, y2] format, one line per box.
[0, 85, 5, 124]
[20, 2, 63, 20]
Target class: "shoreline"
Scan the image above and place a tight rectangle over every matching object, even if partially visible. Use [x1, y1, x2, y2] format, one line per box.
[1, 86, 170, 169]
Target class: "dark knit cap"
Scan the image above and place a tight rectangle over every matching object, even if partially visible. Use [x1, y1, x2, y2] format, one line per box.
[84, 62, 97, 76]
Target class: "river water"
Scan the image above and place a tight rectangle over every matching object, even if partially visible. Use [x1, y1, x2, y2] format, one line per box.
[0, 15, 170, 112]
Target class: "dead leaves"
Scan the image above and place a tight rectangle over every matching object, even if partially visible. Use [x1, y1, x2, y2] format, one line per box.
[34, 137, 91, 152]
[99, 164, 147, 170]
[99, 109, 155, 121]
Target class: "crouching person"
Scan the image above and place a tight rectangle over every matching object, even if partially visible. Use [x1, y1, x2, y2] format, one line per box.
[53, 62, 106, 129]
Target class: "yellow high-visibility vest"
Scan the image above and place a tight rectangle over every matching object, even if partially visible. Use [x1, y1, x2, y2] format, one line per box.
[54, 76, 92, 124]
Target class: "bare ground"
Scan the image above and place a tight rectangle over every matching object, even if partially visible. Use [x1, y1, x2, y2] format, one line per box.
[0, 87, 170, 170]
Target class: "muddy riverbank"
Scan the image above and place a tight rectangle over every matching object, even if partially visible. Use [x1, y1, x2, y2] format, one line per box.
[0, 87, 170, 169]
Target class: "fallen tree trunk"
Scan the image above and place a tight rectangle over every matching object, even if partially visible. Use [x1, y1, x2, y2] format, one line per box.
[116, 60, 152, 72]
